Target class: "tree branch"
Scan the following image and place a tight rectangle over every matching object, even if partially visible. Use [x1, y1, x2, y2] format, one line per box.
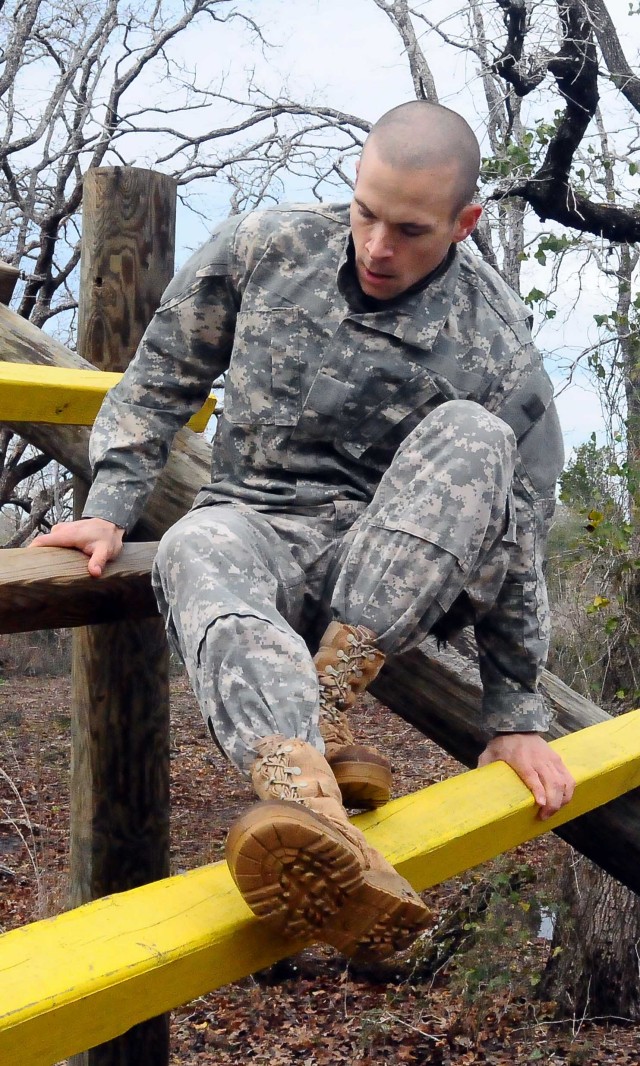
[581, 0, 640, 113]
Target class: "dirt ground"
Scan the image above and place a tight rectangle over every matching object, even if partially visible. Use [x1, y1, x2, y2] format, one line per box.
[1, 670, 639, 1065]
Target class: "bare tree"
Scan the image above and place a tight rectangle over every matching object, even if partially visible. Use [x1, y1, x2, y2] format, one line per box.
[0, 0, 370, 544]
[2, 2, 640, 1018]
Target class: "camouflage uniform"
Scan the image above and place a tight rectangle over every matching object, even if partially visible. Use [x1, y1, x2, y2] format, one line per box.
[84, 203, 564, 773]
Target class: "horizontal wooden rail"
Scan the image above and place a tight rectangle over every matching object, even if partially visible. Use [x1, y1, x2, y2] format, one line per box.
[0, 544, 158, 633]
[1, 711, 639, 1066]
[0, 360, 215, 431]
[4, 547, 640, 897]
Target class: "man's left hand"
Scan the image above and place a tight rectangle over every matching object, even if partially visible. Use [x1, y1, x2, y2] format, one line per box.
[478, 732, 575, 821]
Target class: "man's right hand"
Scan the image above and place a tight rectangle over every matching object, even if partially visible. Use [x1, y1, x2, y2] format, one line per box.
[30, 518, 125, 578]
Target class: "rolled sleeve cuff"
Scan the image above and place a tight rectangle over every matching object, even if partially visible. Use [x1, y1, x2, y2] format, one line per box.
[483, 691, 552, 735]
[82, 485, 137, 534]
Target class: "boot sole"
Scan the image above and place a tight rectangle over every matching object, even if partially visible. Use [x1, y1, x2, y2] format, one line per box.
[225, 800, 365, 942]
[226, 801, 430, 959]
[332, 761, 392, 809]
[333, 870, 431, 960]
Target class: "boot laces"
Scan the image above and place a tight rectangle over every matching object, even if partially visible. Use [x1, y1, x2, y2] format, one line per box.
[318, 630, 376, 716]
[338, 629, 379, 675]
[255, 742, 304, 801]
[318, 664, 351, 718]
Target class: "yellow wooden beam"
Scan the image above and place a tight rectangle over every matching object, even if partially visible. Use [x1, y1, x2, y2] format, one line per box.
[1, 710, 639, 1066]
[0, 360, 216, 432]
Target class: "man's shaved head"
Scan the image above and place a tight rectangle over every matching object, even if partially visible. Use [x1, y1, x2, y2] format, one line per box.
[363, 101, 481, 213]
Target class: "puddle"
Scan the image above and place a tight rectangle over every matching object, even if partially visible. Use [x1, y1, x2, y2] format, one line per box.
[538, 906, 556, 940]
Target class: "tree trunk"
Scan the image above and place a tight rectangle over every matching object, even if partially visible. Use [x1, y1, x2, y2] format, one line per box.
[542, 244, 640, 1023]
[541, 859, 640, 1021]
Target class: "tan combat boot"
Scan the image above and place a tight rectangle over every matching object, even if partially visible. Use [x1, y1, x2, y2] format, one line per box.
[225, 735, 430, 960]
[314, 621, 392, 808]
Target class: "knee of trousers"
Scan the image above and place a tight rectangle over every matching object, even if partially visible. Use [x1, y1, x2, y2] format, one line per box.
[154, 519, 203, 588]
[155, 507, 249, 582]
[412, 400, 517, 471]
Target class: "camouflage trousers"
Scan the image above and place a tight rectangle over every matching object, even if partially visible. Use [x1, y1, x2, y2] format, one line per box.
[152, 400, 517, 773]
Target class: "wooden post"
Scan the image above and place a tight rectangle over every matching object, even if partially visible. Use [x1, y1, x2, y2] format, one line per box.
[70, 167, 176, 1066]
[0, 261, 20, 306]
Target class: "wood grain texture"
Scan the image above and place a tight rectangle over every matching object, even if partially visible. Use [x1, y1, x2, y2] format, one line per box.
[69, 167, 175, 1066]
[1, 711, 639, 1066]
[78, 168, 176, 372]
[0, 544, 158, 632]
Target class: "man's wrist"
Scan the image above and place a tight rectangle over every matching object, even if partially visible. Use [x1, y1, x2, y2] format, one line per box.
[81, 515, 126, 533]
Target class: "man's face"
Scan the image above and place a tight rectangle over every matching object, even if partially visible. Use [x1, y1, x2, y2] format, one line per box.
[349, 145, 481, 301]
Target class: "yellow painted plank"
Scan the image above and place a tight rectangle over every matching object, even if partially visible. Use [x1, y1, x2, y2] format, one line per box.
[0, 360, 216, 432]
[360, 708, 640, 890]
[0, 710, 639, 1065]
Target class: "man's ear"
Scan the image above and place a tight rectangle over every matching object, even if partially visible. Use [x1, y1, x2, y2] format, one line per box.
[452, 203, 482, 243]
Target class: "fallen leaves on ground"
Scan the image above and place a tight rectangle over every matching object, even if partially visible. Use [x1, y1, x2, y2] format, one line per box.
[1, 671, 639, 1065]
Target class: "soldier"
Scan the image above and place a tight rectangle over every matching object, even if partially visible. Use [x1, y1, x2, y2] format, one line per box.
[33, 100, 575, 960]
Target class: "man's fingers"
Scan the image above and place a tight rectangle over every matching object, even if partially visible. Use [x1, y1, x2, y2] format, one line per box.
[30, 527, 76, 549]
[478, 733, 576, 821]
[27, 519, 124, 577]
[537, 764, 576, 820]
[509, 765, 547, 810]
[87, 544, 110, 577]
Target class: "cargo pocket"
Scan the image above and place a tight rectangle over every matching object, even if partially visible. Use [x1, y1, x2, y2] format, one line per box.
[376, 515, 468, 614]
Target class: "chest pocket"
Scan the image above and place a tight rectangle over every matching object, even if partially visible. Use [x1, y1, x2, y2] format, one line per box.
[294, 319, 448, 453]
[224, 308, 303, 426]
[339, 373, 443, 458]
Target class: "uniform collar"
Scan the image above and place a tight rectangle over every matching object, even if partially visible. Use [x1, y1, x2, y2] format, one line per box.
[337, 236, 457, 313]
[337, 236, 460, 351]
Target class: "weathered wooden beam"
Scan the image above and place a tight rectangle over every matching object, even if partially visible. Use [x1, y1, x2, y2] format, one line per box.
[0, 261, 20, 306]
[1, 711, 639, 1066]
[0, 360, 215, 431]
[0, 544, 158, 632]
[0, 302, 211, 532]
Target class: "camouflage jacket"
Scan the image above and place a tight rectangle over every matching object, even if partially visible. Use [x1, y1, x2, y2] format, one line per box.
[85, 202, 564, 733]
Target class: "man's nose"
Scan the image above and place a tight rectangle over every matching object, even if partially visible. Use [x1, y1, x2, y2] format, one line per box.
[365, 224, 393, 259]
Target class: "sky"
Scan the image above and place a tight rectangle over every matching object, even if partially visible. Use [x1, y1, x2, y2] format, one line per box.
[160, 0, 639, 457]
[11, 0, 638, 457]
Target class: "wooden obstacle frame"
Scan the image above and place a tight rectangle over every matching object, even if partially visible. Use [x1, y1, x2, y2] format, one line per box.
[0, 693, 638, 1066]
[1, 167, 640, 1066]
